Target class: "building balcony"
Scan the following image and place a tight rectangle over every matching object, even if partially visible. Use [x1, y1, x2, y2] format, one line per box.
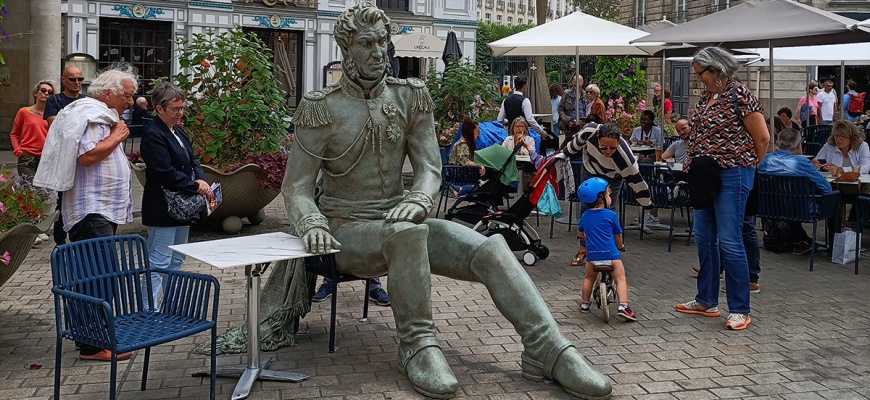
[508, 2, 515, 11]
[546, 9, 552, 17]
[518, 4, 525, 12]
[375, 0, 409, 12]
[627, 16, 645, 27]
[667, 10, 687, 23]
[556, 10, 562, 18]
[529, 6, 535, 15]
[497, 0, 505, 10]
[485, 0, 493, 8]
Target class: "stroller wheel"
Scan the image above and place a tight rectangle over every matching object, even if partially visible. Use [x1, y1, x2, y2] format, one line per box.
[522, 251, 537, 266]
[534, 245, 550, 260]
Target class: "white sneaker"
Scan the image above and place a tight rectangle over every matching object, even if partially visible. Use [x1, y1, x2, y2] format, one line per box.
[37, 233, 49, 241]
[643, 214, 659, 225]
[642, 226, 652, 234]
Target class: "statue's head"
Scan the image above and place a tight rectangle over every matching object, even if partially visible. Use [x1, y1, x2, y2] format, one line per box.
[334, 2, 391, 82]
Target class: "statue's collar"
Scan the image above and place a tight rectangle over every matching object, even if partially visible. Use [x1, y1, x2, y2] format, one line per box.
[339, 72, 387, 100]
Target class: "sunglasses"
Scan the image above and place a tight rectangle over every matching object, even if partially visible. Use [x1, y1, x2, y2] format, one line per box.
[39, 88, 54, 95]
[599, 145, 618, 151]
[67, 77, 85, 82]
[586, 90, 595, 94]
[695, 68, 710, 78]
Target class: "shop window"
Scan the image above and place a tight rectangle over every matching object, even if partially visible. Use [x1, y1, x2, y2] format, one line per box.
[98, 18, 171, 96]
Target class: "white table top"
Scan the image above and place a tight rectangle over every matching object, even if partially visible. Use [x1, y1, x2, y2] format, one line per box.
[170, 232, 338, 269]
[630, 145, 654, 152]
[654, 162, 684, 171]
[821, 171, 870, 184]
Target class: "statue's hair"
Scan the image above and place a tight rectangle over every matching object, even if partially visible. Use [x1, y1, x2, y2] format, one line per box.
[334, 2, 390, 81]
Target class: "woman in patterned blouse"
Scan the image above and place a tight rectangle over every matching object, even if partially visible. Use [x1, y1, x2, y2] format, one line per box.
[675, 47, 769, 332]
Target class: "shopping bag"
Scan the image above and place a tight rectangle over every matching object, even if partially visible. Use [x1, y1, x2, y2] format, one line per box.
[537, 182, 563, 218]
[831, 230, 857, 265]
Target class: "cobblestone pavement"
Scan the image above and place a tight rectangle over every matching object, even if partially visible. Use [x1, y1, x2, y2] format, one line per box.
[1, 194, 869, 400]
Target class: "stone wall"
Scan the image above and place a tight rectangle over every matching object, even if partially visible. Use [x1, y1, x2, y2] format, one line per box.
[0, 0, 33, 151]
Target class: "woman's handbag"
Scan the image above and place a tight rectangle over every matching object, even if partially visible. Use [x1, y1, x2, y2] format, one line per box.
[163, 189, 206, 222]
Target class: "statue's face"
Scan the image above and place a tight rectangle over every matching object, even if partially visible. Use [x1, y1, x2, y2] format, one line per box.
[349, 23, 388, 80]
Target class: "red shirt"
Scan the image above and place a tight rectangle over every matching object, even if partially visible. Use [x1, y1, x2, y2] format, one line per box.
[10, 107, 48, 157]
[687, 79, 763, 170]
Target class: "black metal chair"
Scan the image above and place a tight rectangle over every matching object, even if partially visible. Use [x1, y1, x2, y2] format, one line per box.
[303, 254, 375, 353]
[851, 196, 870, 275]
[436, 165, 482, 218]
[51, 235, 219, 400]
[756, 173, 840, 271]
[663, 135, 681, 151]
[619, 164, 672, 241]
[802, 124, 833, 156]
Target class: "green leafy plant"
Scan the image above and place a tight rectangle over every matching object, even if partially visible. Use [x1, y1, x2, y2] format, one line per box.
[426, 57, 501, 145]
[594, 57, 648, 133]
[163, 26, 291, 171]
[547, 71, 560, 84]
[0, 1, 8, 64]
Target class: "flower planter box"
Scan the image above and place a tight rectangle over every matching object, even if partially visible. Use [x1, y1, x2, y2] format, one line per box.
[0, 211, 59, 289]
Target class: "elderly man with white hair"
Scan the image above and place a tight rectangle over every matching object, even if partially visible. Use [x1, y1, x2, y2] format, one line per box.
[34, 67, 136, 361]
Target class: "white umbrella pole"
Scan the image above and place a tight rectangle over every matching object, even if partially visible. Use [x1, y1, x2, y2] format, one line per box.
[574, 47, 580, 122]
[769, 41, 775, 152]
[841, 60, 845, 119]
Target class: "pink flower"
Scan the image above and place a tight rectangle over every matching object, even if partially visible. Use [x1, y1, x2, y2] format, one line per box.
[1, 251, 10, 265]
[0, 202, 5, 212]
[0, 174, 6, 183]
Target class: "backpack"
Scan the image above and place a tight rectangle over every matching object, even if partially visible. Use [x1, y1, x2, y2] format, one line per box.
[847, 91, 866, 117]
[761, 218, 791, 253]
[799, 102, 809, 122]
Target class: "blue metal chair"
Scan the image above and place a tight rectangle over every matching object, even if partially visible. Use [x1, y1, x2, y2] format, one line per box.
[802, 124, 833, 156]
[756, 173, 840, 271]
[51, 235, 219, 400]
[852, 196, 870, 275]
[303, 254, 376, 353]
[436, 165, 483, 218]
[619, 164, 672, 241]
[663, 135, 681, 151]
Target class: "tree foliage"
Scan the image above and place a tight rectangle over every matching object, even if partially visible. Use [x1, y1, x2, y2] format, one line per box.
[476, 21, 535, 73]
[569, 0, 619, 21]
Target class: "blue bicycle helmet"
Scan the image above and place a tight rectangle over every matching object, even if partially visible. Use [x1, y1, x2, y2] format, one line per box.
[577, 177, 609, 204]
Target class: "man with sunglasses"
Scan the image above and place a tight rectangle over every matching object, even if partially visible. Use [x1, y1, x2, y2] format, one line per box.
[43, 66, 87, 247]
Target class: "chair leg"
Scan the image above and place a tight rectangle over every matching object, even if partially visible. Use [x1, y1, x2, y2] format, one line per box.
[141, 347, 151, 391]
[54, 336, 62, 400]
[639, 208, 646, 240]
[810, 220, 817, 272]
[668, 206, 676, 252]
[686, 210, 694, 247]
[436, 192, 444, 218]
[855, 226, 861, 275]
[567, 201, 573, 232]
[535, 206, 540, 227]
[362, 279, 371, 320]
[210, 324, 217, 400]
[110, 354, 118, 400]
[329, 282, 338, 353]
[549, 215, 555, 239]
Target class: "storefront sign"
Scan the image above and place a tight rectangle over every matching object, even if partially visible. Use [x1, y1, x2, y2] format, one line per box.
[245, 0, 314, 6]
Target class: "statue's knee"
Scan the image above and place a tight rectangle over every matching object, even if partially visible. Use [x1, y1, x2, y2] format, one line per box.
[382, 221, 428, 242]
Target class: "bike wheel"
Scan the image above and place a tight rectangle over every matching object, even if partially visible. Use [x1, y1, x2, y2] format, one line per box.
[600, 281, 610, 322]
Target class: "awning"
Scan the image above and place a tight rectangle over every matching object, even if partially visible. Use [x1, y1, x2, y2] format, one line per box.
[391, 33, 445, 59]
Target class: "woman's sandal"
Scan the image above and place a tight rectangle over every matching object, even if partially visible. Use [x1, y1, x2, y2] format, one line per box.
[570, 257, 584, 267]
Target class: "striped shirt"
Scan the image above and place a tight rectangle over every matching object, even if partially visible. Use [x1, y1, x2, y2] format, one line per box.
[565, 124, 651, 206]
[62, 122, 133, 231]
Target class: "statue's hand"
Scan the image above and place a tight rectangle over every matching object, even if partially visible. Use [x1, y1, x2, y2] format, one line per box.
[301, 228, 342, 254]
[384, 202, 426, 224]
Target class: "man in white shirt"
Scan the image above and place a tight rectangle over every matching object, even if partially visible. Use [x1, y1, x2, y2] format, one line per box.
[817, 79, 838, 125]
[497, 76, 547, 136]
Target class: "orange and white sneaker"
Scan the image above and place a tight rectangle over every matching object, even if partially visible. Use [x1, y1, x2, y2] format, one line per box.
[725, 313, 751, 330]
[675, 300, 720, 317]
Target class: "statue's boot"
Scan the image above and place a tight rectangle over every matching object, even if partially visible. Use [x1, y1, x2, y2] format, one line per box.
[469, 235, 612, 400]
[385, 224, 458, 399]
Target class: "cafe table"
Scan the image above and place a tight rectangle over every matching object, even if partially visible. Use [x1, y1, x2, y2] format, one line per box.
[171, 232, 337, 400]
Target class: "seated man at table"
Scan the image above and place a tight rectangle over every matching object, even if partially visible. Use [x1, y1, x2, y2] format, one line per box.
[759, 128, 832, 254]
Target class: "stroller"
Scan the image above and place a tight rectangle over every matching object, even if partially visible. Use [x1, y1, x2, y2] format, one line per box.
[443, 143, 523, 224]
[470, 155, 560, 266]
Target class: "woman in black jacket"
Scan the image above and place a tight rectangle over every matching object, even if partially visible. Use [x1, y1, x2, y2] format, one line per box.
[140, 82, 213, 311]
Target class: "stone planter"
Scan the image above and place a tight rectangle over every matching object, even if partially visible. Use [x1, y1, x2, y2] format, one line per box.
[130, 163, 280, 234]
[0, 211, 59, 289]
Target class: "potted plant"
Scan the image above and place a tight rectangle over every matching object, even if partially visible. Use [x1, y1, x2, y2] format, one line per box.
[142, 26, 292, 233]
[594, 57, 649, 135]
[0, 167, 58, 289]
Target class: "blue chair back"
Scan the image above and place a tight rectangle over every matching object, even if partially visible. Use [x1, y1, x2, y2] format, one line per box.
[441, 165, 482, 188]
[756, 173, 838, 222]
[804, 124, 833, 146]
[663, 136, 681, 150]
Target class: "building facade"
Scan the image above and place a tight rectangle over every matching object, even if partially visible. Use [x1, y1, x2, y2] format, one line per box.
[476, 0, 580, 25]
[0, 0, 478, 147]
[620, 0, 870, 121]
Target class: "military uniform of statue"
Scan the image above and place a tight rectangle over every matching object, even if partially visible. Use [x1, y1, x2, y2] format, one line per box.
[282, 3, 612, 399]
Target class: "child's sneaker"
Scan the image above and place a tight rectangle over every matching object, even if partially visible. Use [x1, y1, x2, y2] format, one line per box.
[675, 300, 720, 317]
[578, 302, 591, 313]
[616, 306, 637, 322]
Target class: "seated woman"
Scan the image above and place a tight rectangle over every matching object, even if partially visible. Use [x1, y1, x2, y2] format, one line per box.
[502, 116, 539, 190]
[448, 118, 490, 196]
[629, 110, 664, 146]
[812, 120, 870, 222]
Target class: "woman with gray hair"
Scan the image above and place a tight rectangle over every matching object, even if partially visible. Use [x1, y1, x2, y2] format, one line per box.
[140, 81, 213, 311]
[10, 79, 56, 178]
[584, 84, 606, 123]
[675, 46, 769, 331]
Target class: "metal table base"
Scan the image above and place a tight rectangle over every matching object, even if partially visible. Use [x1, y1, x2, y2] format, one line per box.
[193, 262, 309, 400]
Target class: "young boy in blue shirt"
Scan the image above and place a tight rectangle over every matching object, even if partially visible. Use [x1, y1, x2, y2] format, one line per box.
[576, 177, 636, 322]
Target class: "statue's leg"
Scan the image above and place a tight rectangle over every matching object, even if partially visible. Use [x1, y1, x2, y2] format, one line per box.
[424, 219, 612, 400]
[332, 220, 457, 399]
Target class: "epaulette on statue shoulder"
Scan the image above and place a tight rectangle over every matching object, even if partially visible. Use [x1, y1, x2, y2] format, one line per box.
[387, 77, 434, 113]
[293, 85, 338, 128]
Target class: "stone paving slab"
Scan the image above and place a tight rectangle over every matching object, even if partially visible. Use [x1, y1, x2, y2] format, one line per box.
[1, 193, 869, 400]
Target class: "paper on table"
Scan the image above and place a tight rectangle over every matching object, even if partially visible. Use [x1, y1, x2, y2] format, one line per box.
[170, 232, 339, 269]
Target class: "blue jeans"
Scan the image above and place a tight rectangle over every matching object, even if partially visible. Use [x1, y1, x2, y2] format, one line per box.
[322, 276, 382, 291]
[144, 226, 189, 312]
[693, 166, 754, 314]
[743, 216, 761, 284]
